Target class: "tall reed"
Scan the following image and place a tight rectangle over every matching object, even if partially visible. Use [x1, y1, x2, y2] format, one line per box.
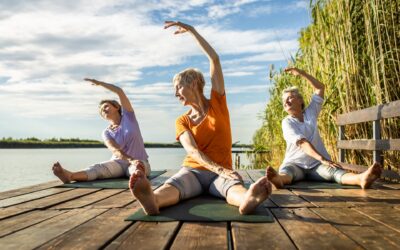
[254, 0, 400, 170]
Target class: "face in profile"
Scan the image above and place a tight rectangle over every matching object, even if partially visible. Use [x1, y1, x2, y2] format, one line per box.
[282, 92, 303, 114]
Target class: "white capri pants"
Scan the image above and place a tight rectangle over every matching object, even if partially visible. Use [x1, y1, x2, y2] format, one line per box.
[85, 159, 151, 181]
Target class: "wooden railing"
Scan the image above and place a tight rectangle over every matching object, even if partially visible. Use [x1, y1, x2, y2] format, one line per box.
[232, 149, 270, 169]
[336, 100, 400, 180]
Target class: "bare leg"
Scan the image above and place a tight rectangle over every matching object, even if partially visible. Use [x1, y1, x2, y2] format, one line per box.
[129, 169, 180, 215]
[52, 162, 88, 183]
[227, 176, 272, 215]
[341, 162, 382, 189]
[266, 166, 292, 189]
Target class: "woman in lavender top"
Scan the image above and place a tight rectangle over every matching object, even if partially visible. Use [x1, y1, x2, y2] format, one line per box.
[52, 79, 150, 183]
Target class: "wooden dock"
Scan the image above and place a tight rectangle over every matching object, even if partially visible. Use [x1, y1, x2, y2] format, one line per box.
[1, 169, 400, 249]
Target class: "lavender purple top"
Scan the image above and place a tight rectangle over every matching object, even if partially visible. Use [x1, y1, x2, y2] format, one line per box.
[102, 109, 148, 166]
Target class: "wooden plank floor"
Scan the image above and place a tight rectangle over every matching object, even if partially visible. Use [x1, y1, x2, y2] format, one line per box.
[1, 170, 400, 250]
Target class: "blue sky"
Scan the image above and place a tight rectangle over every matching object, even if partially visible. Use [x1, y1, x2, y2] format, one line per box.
[0, 0, 310, 144]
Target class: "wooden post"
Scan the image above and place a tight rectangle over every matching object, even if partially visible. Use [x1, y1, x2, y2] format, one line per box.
[373, 120, 383, 165]
[235, 153, 240, 169]
[338, 125, 345, 162]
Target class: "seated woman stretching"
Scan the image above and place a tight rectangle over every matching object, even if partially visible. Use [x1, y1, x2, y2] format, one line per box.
[52, 79, 150, 183]
[267, 67, 382, 189]
[129, 21, 272, 215]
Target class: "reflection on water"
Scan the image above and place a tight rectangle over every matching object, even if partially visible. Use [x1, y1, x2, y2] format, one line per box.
[0, 148, 256, 192]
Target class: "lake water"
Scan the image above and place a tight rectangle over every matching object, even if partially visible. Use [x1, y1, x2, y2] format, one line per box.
[0, 148, 251, 192]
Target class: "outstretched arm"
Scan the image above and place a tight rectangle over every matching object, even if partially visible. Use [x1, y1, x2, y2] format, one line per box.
[285, 68, 325, 98]
[164, 21, 225, 95]
[84, 78, 134, 112]
[104, 138, 144, 168]
[297, 139, 342, 168]
[179, 131, 242, 181]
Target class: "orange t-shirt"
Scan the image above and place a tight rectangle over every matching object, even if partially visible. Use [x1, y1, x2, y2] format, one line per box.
[175, 89, 232, 170]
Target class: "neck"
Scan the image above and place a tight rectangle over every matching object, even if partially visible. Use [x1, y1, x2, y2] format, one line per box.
[290, 111, 304, 122]
[109, 115, 121, 126]
[190, 94, 208, 116]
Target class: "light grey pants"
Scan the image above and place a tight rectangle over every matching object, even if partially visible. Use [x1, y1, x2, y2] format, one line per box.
[279, 163, 347, 184]
[85, 160, 151, 181]
[165, 167, 242, 200]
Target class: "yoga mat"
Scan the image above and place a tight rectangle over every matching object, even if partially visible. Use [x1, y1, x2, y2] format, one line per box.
[58, 170, 166, 189]
[126, 195, 274, 222]
[284, 181, 359, 189]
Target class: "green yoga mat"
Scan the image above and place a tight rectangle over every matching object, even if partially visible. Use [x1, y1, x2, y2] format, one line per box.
[126, 195, 274, 222]
[285, 181, 359, 189]
[59, 170, 166, 189]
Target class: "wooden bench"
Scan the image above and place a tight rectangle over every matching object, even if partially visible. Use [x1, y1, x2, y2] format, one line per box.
[336, 100, 400, 181]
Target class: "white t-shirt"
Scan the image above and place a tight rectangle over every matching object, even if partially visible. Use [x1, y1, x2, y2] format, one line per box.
[281, 94, 331, 169]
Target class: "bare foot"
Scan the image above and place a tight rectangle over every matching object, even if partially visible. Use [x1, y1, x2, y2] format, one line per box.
[266, 166, 284, 189]
[52, 162, 72, 184]
[360, 162, 382, 189]
[239, 176, 272, 215]
[129, 169, 159, 215]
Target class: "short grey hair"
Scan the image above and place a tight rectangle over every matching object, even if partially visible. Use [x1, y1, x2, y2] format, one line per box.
[173, 68, 205, 94]
[282, 86, 304, 110]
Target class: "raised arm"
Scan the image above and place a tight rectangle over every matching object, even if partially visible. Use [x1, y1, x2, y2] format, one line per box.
[179, 131, 242, 181]
[284, 68, 325, 98]
[84, 78, 134, 112]
[164, 21, 225, 95]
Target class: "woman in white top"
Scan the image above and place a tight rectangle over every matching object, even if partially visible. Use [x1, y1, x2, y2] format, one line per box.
[267, 67, 382, 189]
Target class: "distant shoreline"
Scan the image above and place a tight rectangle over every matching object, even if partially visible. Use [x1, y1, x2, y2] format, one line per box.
[0, 140, 252, 149]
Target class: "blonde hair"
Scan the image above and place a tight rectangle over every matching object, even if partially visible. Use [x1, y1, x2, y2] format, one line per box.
[173, 68, 205, 94]
[282, 86, 305, 109]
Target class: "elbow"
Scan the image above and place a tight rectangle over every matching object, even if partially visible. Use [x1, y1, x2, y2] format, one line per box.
[211, 54, 220, 64]
[296, 138, 308, 147]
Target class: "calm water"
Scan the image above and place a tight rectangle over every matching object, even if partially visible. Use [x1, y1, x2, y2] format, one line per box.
[0, 148, 251, 192]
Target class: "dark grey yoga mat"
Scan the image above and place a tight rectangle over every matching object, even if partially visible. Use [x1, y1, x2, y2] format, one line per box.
[58, 170, 166, 189]
[284, 181, 359, 189]
[126, 195, 274, 222]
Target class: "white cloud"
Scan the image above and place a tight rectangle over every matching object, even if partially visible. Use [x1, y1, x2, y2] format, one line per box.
[0, 0, 304, 142]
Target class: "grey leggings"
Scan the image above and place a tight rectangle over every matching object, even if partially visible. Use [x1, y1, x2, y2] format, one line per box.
[85, 160, 151, 181]
[279, 163, 347, 184]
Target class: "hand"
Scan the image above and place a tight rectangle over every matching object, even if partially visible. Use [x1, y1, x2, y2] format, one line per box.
[284, 67, 305, 76]
[320, 159, 343, 169]
[84, 78, 103, 86]
[164, 21, 193, 34]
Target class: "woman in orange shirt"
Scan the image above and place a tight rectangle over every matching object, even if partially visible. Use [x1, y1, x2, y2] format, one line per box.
[129, 21, 272, 215]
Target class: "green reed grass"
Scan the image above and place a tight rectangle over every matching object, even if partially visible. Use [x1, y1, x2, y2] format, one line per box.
[253, 0, 400, 170]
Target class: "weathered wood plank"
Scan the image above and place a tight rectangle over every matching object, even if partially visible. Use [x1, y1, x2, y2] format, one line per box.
[272, 208, 362, 249]
[317, 189, 400, 207]
[0, 209, 65, 237]
[232, 219, 296, 250]
[0, 207, 31, 220]
[337, 139, 400, 151]
[105, 221, 180, 250]
[354, 206, 400, 234]
[52, 189, 125, 209]
[336, 100, 400, 125]
[88, 190, 133, 209]
[0, 180, 61, 200]
[291, 189, 350, 208]
[171, 222, 227, 250]
[312, 207, 400, 249]
[270, 189, 314, 208]
[15, 188, 100, 209]
[37, 208, 133, 250]
[0, 208, 106, 249]
[0, 188, 72, 208]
